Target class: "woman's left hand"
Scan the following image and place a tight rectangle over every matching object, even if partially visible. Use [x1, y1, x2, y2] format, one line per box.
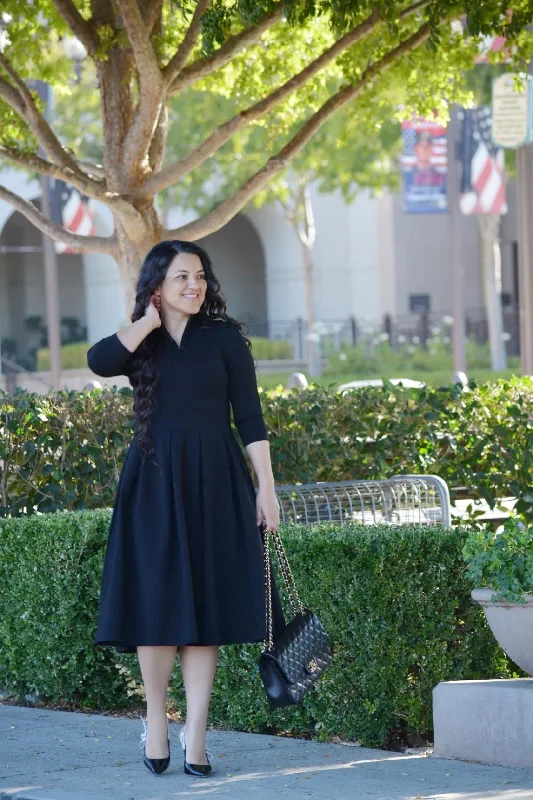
[256, 483, 280, 531]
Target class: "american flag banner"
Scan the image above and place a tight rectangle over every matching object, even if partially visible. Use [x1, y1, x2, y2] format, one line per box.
[401, 119, 448, 213]
[458, 106, 507, 216]
[54, 183, 96, 254]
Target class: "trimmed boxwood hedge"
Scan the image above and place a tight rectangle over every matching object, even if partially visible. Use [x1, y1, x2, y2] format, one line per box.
[0, 510, 514, 747]
[36, 336, 293, 370]
[2, 377, 533, 518]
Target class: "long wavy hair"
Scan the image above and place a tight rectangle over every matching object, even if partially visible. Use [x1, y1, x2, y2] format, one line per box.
[128, 239, 251, 457]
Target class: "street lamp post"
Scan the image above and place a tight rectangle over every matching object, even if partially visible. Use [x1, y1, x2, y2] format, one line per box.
[448, 105, 467, 375]
[34, 80, 62, 391]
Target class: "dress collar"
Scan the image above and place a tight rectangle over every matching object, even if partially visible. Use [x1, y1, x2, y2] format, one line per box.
[162, 313, 198, 349]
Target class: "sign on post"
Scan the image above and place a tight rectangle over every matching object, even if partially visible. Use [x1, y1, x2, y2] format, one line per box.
[492, 73, 533, 149]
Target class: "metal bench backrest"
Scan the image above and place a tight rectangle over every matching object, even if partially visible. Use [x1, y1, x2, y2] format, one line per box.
[273, 474, 451, 528]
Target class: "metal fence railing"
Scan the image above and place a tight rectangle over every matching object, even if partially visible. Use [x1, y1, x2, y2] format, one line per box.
[273, 474, 451, 528]
[241, 307, 520, 360]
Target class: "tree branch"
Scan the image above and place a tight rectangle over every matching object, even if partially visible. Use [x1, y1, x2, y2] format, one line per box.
[0, 54, 90, 179]
[75, 159, 106, 180]
[116, 0, 161, 83]
[148, 104, 168, 172]
[49, 0, 100, 55]
[0, 75, 25, 116]
[169, 3, 285, 94]
[0, 147, 141, 223]
[145, 8, 382, 196]
[0, 184, 118, 255]
[162, 0, 211, 87]
[166, 23, 431, 241]
[116, 0, 165, 180]
[399, 0, 432, 18]
[0, 147, 109, 201]
[145, 0, 164, 34]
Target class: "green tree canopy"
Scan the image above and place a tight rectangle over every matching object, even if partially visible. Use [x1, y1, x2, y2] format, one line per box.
[0, 1, 531, 301]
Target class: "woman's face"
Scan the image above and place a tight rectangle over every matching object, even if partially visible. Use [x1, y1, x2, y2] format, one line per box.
[156, 252, 207, 316]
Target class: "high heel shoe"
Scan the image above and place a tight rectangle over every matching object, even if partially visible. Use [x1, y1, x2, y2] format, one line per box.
[139, 715, 171, 775]
[179, 724, 213, 777]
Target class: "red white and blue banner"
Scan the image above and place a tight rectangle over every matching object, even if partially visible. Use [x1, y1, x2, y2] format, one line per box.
[458, 106, 507, 215]
[401, 119, 448, 213]
[54, 183, 96, 254]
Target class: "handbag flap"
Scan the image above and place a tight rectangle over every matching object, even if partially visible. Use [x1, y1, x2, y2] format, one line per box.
[271, 610, 331, 685]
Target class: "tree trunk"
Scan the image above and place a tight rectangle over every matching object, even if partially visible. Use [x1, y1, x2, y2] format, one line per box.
[114, 203, 163, 313]
[478, 215, 507, 372]
[301, 239, 321, 377]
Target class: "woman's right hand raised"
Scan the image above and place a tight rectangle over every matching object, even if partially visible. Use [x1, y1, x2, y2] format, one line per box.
[143, 295, 162, 330]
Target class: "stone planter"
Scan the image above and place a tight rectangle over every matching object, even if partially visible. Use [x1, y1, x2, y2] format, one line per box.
[472, 588, 533, 675]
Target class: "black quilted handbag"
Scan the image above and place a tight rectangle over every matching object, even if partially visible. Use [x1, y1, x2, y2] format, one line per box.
[258, 523, 332, 708]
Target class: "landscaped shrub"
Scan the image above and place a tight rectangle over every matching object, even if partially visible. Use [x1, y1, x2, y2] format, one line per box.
[2, 377, 533, 518]
[0, 511, 513, 746]
[249, 336, 294, 360]
[463, 518, 533, 603]
[36, 336, 293, 370]
[325, 334, 520, 378]
[37, 342, 91, 371]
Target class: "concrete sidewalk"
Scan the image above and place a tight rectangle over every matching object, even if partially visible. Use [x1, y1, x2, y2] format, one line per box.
[2, 705, 533, 800]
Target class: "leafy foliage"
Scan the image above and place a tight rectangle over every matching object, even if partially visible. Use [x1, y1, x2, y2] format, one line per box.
[463, 518, 533, 603]
[35, 336, 293, 369]
[0, 1, 531, 265]
[3, 377, 533, 518]
[0, 511, 515, 744]
[325, 336, 521, 377]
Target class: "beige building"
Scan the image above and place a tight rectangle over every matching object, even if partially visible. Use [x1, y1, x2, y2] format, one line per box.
[0, 166, 520, 368]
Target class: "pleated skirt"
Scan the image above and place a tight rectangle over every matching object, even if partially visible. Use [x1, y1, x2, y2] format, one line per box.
[95, 424, 286, 653]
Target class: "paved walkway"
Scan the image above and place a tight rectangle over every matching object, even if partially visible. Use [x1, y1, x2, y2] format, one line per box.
[2, 705, 533, 800]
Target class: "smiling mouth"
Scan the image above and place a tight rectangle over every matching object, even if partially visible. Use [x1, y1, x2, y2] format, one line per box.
[183, 294, 200, 299]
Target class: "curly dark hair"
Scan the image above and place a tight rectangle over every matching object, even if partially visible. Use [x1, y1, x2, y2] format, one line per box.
[128, 239, 251, 458]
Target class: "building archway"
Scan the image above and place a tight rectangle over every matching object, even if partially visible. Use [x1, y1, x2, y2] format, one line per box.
[198, 213, 267, 334]
[0, 203, 85, 368]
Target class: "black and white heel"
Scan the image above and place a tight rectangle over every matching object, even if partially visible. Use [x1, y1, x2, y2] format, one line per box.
[180, 725, 213, 777]
[139, 715, 171, 775]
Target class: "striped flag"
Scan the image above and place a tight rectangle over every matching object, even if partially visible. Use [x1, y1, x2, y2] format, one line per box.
[458, 106, 507, 216]
[54, 185, 95, 254]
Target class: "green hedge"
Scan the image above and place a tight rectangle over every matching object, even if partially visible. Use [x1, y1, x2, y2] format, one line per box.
[0, 511, 514, 746]
[37, 342, 90, 371]
[2, 377, 533, 517]
[248, 336, 294, 360]
[37, 336, 293, 370]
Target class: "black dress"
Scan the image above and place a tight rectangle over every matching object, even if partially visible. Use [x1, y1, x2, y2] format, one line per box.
[87, 313, 285, 654]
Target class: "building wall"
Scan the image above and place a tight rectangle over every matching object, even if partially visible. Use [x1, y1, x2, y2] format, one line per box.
[83, 202, 127, 343]
[389, 183, 518, 318]
[248, 185, 383, 325]
[0, 167, 523, 360]
[347, 190, 382, 322]
[391, 196, 483, 315]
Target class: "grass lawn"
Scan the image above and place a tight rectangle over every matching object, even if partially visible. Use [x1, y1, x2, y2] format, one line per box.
[256, 366, 523, 390]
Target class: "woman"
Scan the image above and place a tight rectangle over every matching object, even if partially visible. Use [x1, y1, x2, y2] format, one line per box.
[87, 240, 285, 778]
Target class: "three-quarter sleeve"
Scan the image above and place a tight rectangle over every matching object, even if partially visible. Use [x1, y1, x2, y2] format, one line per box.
[223, 323, 268, 446]
[87, 333, 134, 378]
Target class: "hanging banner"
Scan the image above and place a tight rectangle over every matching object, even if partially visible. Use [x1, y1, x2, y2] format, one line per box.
[53, 181, 96, 254]
[459, 106, 507, 215]
[401, 119, 448, 213]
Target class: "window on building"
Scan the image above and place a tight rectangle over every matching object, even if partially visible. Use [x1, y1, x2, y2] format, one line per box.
[409, 294, 431, 313]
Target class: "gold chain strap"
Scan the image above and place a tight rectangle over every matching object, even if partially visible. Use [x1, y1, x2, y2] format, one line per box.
[262, 525, 305, 652]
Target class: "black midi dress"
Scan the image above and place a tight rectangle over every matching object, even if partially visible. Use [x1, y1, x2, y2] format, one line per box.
[87, 312, 285, 653]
